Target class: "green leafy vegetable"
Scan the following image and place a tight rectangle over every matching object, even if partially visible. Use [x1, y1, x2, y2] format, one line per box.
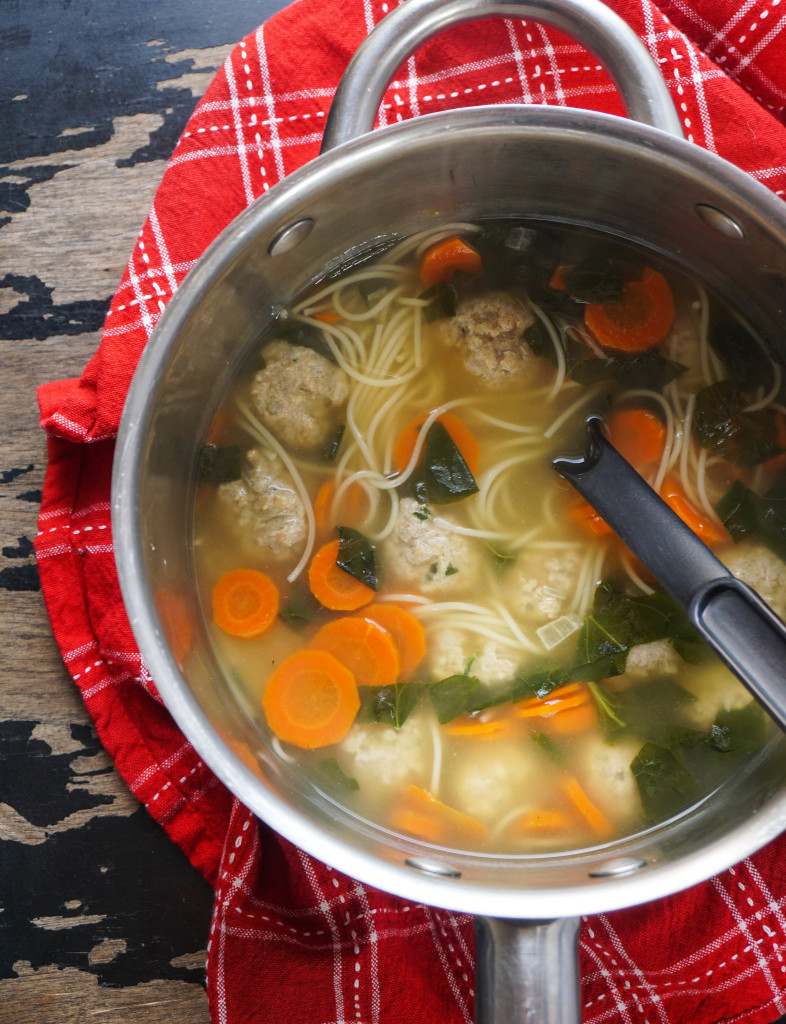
[278, 583, 328, 629]
[708, 701, 767, 752]
[420, 278, 460, 322]
[708, 315, 775, 391]
[407, 420, 479, 505]
[631, 742, 700, 821]
[694, 379, 783, 468]
[272, 319, 336, 363]
[587, 680, 626, 732]
[561, 257, 624, 303]
[197, 444, 243, 484]
[523, 319, 550, 357]
[612, 680, 702, 746]
[429, 674, 493, 723]
[531, 732, 566, 764]
[358, 683, 425, 729]
[336, 526, 378, 591]
[315, 757, 359, 791]
[516, 664, 570, 700]
[486, 542, 516, 574]
[570, 353, 687, 391]
[570, 581, 703, 680]
[716, 477, 786, 562]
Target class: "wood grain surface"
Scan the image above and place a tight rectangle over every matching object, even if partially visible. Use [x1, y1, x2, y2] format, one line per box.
[0, 3, 284, 1020]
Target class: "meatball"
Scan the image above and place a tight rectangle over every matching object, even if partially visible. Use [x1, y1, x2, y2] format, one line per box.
[681, 661, 752, 730]
[444, 743, 536, 825]
[574, 735, 642, 823]
[504, 548, 581, 623]
[219, 448, 307, 560]
[251, 340, 349, 452]
[428, 627, 516, 686]
[339, 713, 430, 793]
[723, 543, 786, 618]
[384, 498, 482, 596]
[605, 639, 682, 692]
[439, 292, 542, 387]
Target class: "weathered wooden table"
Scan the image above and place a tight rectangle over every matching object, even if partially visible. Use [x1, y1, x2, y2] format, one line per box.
[0, 2, 283, 1019]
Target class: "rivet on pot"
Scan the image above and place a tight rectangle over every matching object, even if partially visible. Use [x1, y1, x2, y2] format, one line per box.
[405, 856, 462, 879]
[695, 204, 745, 240]
[268, 218, 315, 256]
[588, 856, 647, 879]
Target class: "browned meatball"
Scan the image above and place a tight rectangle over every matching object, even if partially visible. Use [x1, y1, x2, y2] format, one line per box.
[251, 340, 349, 452]
[219, 448, 307, 560]
[439, 292, 542, 387]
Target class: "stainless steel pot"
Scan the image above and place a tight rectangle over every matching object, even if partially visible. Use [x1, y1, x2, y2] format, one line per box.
[112, 1, 786, 1019]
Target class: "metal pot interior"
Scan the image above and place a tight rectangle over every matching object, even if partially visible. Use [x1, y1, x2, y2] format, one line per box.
[113, 105, 786, 918]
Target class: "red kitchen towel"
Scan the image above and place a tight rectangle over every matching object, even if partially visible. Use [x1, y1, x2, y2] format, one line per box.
[34, 0, 786, 1021]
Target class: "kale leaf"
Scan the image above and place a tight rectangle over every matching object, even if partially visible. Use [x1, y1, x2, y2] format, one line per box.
[407, 420, 479, 505]
[337, 526, 378, 590]
[197, 444, 243, 484]
[695, 379, 783, 469]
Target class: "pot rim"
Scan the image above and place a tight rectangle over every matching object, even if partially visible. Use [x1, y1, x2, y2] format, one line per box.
[113, 102, 786, 918]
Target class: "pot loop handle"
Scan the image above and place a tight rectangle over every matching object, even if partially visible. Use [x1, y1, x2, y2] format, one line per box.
[321, 0, 683, 153]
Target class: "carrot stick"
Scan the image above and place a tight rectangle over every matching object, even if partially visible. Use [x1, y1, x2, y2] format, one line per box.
[444, 718, 518, 739]
[357, 603, 426, 679]
[513, 683, 590, 719]
[390, 785, 487, 844]
[308, 539, 375, 611]
[659, 477, 726, 546]
[545, 701, 598, 735]
[310, 616, 400, 688]
[419, 236, 482, 287]
[212, 569, 279, 639]
[607, 408, 667, 466]
[262, 649, 360, 749]
[311, 309, 343, 324]
[584, 267, 675, 353]
[562, 777, 613, 838]
[514, 809, 573, 832]
[393, 412, 480, 475]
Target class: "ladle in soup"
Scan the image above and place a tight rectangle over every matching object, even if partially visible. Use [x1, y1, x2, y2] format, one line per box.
[554, 415, 786, 731]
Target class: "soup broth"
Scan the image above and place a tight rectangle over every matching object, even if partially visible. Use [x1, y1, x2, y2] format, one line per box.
[192, 221, 786, 853]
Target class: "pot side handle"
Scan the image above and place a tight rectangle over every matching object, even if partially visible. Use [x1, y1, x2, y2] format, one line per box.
[474, 916, 583, 1024]
[321, 0, 683, 153]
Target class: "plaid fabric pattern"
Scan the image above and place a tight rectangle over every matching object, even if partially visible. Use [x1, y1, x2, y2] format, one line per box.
[35, 0, 786, 1020]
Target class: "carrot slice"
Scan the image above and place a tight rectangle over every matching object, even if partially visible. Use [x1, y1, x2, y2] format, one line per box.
[548, 266, 567, 291]
[584, 267, 675, 353]
[262, 649, 360, 749]
[390, 785, 487, 844]
[308, 539, 375, 611]
[358, 603, 426, 679]
[393, 412, 480, 475]
[607, 408, 667, 467]
[419, 236, 482, 287]
[659, 477, 726, 546]
[311, 309, 343, 324]
[155, 590, 193, 667]
[313, 480, 368, 532]
[212, 569, 279, 639]
[310, 616, 400, 687]
[562, 777, 613, 839]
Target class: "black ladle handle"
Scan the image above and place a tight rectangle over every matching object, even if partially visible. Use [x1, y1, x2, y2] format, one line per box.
[553, 416, 786, 731]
